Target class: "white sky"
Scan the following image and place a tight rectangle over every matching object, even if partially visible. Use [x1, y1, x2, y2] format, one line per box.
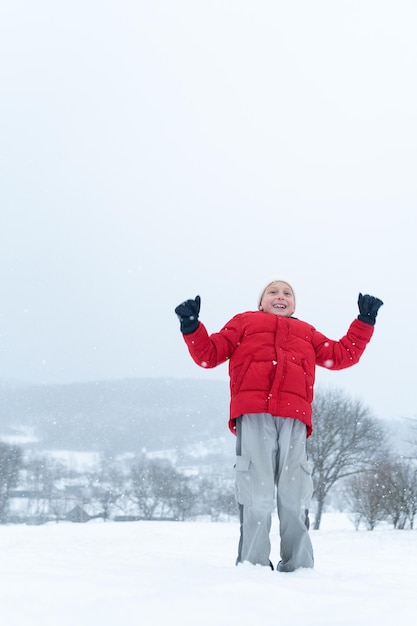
[1, 514, 416, 625]
[1, 1, 416, 422]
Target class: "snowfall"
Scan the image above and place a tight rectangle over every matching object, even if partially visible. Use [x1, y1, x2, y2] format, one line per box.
[1, 512, 416, 626]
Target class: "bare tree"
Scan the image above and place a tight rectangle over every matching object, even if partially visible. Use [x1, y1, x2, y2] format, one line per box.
[308, 387, 388, 529]
[375, 460, 417, 529]
[22, 454, 64, 521]
[196, 475, 237, 521]
[129, 456, 183, 520]
[167, 473, 198, 521]
[0, 442, 22, 523]
[89, 454, 128, 521]
[47, 461, 74, 522]
[345, 471, 387, 530]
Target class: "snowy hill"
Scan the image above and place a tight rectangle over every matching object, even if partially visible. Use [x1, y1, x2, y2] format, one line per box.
[0, 378, 230, 453]
[1, 377, 414, 460]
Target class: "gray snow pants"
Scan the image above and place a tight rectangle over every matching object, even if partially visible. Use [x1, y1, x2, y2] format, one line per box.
[235, 413, 314, 571]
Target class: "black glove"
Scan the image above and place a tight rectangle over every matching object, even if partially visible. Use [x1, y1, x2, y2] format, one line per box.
[175, 296, 201, 334]
[357, 293, 383, 326]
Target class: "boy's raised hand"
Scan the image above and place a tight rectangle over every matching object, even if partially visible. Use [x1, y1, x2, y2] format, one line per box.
[357, 293, 384, 326]
[175, 296, 201, 334]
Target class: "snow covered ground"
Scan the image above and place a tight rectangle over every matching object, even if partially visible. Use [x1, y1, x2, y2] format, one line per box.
[1, 513, 415, 626]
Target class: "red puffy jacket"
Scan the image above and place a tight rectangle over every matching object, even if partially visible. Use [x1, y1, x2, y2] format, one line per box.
[182, 311, 374, 437]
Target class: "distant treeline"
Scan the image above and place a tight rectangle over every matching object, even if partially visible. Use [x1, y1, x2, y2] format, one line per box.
[1, 386, 416, 530]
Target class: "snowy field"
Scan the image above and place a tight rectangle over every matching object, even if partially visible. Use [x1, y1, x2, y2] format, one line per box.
[1, 513, 416, 626]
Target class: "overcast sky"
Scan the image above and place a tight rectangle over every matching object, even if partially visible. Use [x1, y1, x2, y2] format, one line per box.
[1, 1, 416, 423]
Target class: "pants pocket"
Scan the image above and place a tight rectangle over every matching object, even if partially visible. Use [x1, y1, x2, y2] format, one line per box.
[235, 455, 252, 505]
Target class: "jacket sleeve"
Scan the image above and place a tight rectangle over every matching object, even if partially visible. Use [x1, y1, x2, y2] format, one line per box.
[312, 318, 374, 370]
[182, 315, 243, 369]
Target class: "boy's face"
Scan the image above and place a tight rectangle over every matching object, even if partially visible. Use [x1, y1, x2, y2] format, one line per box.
[259, 281, 295, 317]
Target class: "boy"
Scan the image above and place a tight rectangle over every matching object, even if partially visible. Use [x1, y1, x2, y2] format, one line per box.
[175, 281, 383, 571]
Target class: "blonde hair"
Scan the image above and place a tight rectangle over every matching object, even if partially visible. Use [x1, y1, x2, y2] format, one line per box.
[258, 280, 296, 309]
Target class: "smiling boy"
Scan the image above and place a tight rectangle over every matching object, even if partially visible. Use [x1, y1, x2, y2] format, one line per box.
[175, 280, 383, 572]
